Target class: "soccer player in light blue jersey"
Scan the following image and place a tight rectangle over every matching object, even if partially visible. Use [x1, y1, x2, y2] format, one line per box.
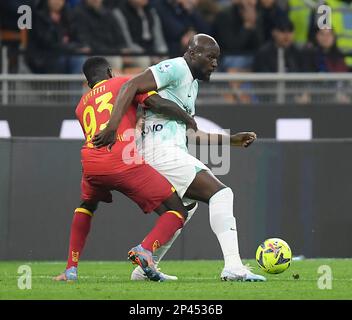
[94, 34, 265, 282]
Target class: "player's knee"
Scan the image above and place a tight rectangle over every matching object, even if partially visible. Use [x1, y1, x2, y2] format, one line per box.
[80, 201, 98, 214]
[209, 188, 236, 234]
[226, 187, 234, 201]
[210, 187, 234, 204]
[163, 193, 188, 221]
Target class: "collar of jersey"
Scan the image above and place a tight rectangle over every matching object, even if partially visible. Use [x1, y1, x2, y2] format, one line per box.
[93, 80, 107, 88]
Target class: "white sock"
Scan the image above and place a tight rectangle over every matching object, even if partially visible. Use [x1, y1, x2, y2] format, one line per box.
[153, 202, 198, 263]
[209, 187, 243, 270]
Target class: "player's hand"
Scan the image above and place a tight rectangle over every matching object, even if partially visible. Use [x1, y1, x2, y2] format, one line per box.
[92, 127, 116, 150]
[230, 132, 257, 148]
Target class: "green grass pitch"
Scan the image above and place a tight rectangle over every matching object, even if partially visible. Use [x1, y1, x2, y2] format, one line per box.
[0, 259, 351, 300]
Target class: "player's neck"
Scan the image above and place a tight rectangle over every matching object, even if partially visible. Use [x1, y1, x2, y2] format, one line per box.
[90, 78, 109, 89]
[183, 55, 196, 80]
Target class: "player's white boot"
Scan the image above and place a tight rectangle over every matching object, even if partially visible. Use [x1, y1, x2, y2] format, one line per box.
[131, 265, 178, 281]
[221, 266, 266, 282]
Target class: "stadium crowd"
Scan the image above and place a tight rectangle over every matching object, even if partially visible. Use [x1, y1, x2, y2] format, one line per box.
[0, 0, 351, 74]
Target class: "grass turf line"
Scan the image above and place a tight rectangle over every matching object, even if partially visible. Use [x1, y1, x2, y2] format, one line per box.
[0, 259, 351, 300]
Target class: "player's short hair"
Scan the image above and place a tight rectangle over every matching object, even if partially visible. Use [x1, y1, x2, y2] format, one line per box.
[82, 57, 111, 86]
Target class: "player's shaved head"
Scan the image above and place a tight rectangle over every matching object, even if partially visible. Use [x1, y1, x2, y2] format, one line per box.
[184, 34, 220, 81]
[187, 34, 219, 53]
[83, 56, 113, 88]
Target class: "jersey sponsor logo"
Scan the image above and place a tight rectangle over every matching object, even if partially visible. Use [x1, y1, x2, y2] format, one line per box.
[158, 63, 172, 73]
[142, 123, 163, 136]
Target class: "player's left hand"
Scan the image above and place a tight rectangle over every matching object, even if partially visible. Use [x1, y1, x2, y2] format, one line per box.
[230, 132, 257, 148]
[92, 127, 116, 150]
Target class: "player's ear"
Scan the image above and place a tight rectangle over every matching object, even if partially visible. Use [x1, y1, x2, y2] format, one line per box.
[191, 49, 203, 62]
[189, 49, 197, 61]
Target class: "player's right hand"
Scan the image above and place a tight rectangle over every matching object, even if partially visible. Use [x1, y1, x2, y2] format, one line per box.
[92, 127, 116, 150]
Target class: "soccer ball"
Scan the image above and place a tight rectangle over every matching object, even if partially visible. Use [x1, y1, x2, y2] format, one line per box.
[256, 238, 292, 274]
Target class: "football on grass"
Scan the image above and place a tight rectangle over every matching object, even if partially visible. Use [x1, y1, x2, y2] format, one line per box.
[256, 238, 292, 274]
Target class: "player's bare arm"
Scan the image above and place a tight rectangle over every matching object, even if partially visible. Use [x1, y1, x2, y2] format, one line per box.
[93, 69, 198, 147]
[92, 69, 158, 148]
[144, 94, 197, 131]
[187, 129, 257, 148]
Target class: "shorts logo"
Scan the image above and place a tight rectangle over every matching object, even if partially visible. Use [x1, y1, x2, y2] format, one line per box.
[152, 240, 161, 252]
[72, 251, 80, 262]
[142, 124, 163, 136]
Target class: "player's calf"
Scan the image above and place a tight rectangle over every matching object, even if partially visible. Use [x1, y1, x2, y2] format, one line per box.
[55, 201, 98, 282]
[131, 202, 199, 281]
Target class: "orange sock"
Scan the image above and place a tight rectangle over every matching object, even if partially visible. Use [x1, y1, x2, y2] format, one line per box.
[66, 208, 93, 269]
[141, 211, 184, 253]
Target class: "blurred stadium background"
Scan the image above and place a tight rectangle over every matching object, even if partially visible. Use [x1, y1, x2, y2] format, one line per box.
[0, 0, 352, 262]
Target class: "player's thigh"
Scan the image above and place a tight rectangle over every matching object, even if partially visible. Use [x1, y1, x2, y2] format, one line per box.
[81, 175, 113, 204]
[113, 164, 178, 214]
[143, 148, 210, 201]
[185, 170, 226, 204]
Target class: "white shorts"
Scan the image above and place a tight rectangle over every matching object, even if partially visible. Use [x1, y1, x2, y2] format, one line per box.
[141, 146, 211, 206]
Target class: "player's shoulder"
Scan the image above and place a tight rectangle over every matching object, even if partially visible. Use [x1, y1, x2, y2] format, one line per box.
[152, 57, 186, 73]
[106, 76, 131, 87]
[103, 76, 131, 93]
[157, 57, 185, 67]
